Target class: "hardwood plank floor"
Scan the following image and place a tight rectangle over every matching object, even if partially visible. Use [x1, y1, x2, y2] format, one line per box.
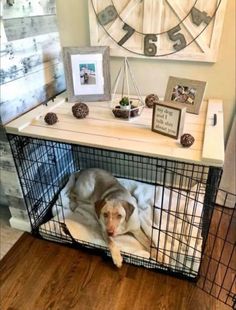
[0, 233, 230, 310]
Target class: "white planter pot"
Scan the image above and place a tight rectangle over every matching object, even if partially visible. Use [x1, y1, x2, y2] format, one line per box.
[120, 105, 130, 110]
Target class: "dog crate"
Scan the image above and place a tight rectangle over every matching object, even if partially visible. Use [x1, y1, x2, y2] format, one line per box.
[5, 95, 236, 308]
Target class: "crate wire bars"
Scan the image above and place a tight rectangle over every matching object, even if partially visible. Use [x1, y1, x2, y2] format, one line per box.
[7, 134, 235, 308]
[198, 190, 236, 308]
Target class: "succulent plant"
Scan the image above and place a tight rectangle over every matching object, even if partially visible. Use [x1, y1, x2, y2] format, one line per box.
[119, 96, 130, 106]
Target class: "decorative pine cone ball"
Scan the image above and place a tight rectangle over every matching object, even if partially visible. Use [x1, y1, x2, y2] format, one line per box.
[180, 133, 195, 147]
[145, 94, 159, 108]
[44, 112, 58, 125]
[72, 102, 89, 119]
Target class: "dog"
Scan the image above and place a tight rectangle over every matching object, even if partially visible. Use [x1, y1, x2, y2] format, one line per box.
[69, 168, 151, 267]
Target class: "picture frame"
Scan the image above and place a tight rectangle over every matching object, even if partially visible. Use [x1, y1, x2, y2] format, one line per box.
[63, 46, 111, 102]
[152, 101, 186, 139]
[164, 76, 207, 114]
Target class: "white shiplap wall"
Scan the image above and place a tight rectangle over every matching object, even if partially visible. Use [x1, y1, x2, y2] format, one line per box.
[0, 0, 65, 230]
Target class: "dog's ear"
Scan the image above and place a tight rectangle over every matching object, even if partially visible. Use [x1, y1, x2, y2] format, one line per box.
[94, 199, 106, 218]
[122, 201, 134, 221]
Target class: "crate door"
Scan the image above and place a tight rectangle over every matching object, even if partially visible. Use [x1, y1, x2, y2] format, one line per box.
[197, 189, 236, 308]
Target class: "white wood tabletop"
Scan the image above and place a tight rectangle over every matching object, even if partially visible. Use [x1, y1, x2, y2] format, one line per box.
[5, 93, 224, 167]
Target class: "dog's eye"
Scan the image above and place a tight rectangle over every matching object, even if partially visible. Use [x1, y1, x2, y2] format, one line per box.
[103, 213, 108, 218]
[117, 214, 122, 219]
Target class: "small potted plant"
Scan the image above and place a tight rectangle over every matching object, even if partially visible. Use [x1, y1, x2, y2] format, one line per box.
[119, 96, 131, 110]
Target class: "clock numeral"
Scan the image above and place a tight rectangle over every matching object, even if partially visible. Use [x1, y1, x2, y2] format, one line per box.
[191, 7, 211, 26]
[144, 34, 157, 56]
[97, 5, 118, 26]
[167, 25, 186, 51]
[118, 23, 135, 46]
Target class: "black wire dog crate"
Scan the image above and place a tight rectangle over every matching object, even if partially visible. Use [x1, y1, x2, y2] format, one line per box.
[8, 134, 221, 278]
[5, 96, 235, 308]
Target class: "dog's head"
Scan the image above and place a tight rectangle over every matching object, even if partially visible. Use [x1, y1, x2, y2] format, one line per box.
[95, 199, 134, 237]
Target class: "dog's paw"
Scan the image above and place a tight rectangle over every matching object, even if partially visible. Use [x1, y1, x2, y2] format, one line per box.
[113, 253, 123, 268]
[111, 248, 123, 268]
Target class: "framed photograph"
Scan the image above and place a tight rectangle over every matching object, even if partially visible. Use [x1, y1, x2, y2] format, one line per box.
[63, 46, 111, 102]
[164, 76, 207, 114]
[152, 101, 186, 139]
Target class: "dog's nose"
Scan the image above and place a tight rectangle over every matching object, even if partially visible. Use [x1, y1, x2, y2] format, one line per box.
[107, 230, 115, 236]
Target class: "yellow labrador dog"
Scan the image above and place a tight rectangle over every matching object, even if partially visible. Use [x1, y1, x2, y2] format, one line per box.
[70, 168, 150, 267]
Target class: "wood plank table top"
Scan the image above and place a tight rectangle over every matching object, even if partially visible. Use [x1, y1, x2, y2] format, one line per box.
[5, 93, 224, 167]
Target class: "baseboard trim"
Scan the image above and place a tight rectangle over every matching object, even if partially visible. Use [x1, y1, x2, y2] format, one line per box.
[9, 217, 31, 232]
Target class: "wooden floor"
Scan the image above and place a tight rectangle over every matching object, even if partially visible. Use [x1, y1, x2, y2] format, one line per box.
[0, 233, 230, 310]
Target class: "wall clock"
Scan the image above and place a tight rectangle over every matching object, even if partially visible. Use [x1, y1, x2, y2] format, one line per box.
[89, 0, 228, 62]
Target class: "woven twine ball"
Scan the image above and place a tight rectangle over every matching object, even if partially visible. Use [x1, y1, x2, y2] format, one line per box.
[145, 94, 160, 108]
[44, 112, 58, 125]
[72, 102, 89, 119]
[180, 133, 195, 147]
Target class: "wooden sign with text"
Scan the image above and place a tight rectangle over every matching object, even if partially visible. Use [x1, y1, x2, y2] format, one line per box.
[152, 102, 186, 139]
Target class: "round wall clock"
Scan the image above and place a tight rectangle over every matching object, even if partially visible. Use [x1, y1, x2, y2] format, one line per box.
[89, 0, 228, 62]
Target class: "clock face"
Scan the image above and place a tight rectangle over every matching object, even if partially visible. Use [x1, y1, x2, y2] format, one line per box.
[89, 0, 227, 62]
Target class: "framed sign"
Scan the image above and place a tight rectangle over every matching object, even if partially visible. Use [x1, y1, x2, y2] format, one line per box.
[152, 101, 186, 139]
[164, 76, 207, 114]
[63, 46, 111, 102]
